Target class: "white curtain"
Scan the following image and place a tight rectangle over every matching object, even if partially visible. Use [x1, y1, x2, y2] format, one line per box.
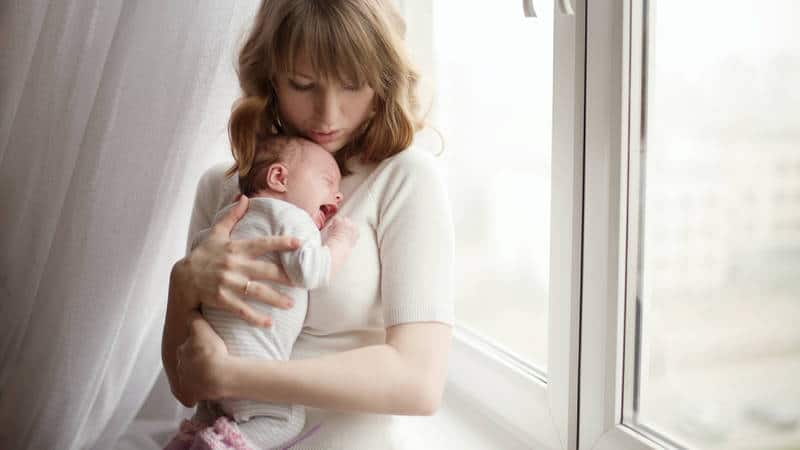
[0, 1, 256, 448]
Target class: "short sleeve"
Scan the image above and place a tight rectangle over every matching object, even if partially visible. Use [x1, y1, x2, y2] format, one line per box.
[375, 150, 455, 327]
[185, 162, 236, 256]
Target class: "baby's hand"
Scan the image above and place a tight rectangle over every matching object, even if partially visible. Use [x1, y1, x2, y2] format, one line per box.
[325, 216, 359, 247]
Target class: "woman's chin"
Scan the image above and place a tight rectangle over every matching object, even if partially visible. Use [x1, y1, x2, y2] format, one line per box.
[306, 133, 347, 153]
[318, 141, 344, 153]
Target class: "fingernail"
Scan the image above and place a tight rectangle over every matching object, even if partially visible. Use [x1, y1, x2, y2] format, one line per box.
[286, 299, 294, 309]
[263, 319, 272, 327]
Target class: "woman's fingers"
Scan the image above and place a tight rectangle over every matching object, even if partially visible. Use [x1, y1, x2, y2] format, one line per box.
[219, 287, 274, 327]
[240, 258, 293, 287]
[238, 235, 301, 258]
[186, 309, 211, 334]
[236, 274, 294, 310]
[210, 195, 248, 237]
[178, 311, 232, 401]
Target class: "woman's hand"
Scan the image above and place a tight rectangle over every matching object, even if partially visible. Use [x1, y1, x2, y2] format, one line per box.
[171, 195, 301, 326]
[163, 195, 301, 406]
[175, 310, 233, 405]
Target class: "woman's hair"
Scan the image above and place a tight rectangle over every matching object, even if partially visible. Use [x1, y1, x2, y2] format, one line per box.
[226, 0, 424, 178]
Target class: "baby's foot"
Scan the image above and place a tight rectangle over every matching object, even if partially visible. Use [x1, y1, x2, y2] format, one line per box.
[191, 416, 253, 450]
[163, 419, 208, 450]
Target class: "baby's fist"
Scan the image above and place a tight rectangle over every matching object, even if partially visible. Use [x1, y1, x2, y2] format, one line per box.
[326, 216, 359, 246]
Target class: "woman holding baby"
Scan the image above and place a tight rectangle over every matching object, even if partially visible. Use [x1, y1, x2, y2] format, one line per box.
[161, 0, 454, 448]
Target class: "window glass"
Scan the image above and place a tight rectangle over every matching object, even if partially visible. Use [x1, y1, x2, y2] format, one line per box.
[406, 0, 554, 370]
[632, 1, 800, 447]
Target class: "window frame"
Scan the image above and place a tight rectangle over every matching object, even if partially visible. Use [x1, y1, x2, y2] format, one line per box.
[415, 1, 589, 448]
[578, 1, 676, 448]
[400, 1, 681, 448]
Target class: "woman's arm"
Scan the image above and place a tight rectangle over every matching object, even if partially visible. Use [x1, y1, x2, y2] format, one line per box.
[179, 316, 452, 415]
[162, 267, 195, 406]
[235, 322, 451, 415]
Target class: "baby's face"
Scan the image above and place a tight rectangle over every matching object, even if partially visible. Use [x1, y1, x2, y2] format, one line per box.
[284, 141, 343, 229]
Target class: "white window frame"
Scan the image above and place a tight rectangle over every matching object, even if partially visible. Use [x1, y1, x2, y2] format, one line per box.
[409, 1, 589, 448]
[401, 1, 683, 448]
[579, 1, 678, 449]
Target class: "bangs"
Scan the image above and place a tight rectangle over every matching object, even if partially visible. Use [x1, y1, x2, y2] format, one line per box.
[271, 1, 387, 94]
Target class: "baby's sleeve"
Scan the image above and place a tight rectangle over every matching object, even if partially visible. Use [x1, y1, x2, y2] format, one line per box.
[277, 210, 331, 290]
[376, 150, 455, 327]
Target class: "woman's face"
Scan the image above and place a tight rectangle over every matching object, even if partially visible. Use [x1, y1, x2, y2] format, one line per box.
[274, 54, 376, 153]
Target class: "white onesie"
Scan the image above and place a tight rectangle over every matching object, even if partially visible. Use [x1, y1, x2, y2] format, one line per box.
[190, 197, 331, 449]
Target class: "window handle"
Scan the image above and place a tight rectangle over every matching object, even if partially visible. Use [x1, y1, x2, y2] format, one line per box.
[523, 0, 537, 17]
[525, 0, 574, 18]
[558, 0, 575, 15]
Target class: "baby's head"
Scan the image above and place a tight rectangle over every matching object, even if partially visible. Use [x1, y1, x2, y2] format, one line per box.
[239, 136, 343, 229]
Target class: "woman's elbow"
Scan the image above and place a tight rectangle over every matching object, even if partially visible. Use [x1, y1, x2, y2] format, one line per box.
[418, 385, 443, 416]
[390, 372, 443, 415]
[414, 376, 445, 416]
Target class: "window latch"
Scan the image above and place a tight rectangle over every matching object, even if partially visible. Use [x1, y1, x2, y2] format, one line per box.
[558, 0, 575, 15]
[524, 0, 575, 18]
[523, 0, 537, 17]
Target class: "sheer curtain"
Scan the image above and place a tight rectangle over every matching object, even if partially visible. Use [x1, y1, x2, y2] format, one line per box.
[0, 1, 256, 448]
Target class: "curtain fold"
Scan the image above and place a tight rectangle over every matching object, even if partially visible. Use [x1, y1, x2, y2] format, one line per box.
[0, 1, 256, 448]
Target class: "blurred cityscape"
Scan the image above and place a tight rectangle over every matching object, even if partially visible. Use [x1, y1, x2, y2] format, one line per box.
[637, 2, 800, 448]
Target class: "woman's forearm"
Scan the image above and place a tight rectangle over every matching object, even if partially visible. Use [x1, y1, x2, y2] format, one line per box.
[228, 343, 438, 416]
[162, 260, 193, 405]
[226, 322, 452, 416]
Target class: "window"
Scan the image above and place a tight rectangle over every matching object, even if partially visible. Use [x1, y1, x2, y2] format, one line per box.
[631, 1, 800, 448]
[401, 1, 576, 447]
[413, 0, 553, 373]
[405, 1, 799, 448]
[580, 1, 800, 449]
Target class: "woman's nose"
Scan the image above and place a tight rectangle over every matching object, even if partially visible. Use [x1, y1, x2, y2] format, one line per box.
[315, 89, 340, 126]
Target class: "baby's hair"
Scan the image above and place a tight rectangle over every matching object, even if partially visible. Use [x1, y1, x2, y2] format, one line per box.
[237, 136, 303, 197]
[227, 0, 426, 177]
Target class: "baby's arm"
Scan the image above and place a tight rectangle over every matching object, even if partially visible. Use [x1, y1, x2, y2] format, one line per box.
[322, 216, 359, 278]
[279, 215, 358, 289]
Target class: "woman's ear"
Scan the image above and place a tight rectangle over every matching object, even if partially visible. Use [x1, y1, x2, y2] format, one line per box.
[266, 163, 289, 192]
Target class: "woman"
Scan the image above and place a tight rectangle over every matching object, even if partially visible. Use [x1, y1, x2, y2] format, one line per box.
[161, 0, 454, 448]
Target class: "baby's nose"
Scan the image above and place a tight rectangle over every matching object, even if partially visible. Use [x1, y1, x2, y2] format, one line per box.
[334, 192, 343, 205]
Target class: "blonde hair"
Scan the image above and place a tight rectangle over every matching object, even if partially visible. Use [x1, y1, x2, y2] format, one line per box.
[226, 0, 424, 178]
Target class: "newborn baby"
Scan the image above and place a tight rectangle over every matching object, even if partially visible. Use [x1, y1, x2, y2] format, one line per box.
[165, 136, 359, 450]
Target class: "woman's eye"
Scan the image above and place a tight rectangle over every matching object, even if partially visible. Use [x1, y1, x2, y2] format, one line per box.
[289, 80, 313, 91]
[342, 81, 361, 91]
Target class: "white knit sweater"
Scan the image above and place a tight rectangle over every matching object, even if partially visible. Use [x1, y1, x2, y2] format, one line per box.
[186, 144, 455, 449]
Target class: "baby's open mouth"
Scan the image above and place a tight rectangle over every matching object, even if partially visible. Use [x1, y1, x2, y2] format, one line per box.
[318, 204, 338, 228]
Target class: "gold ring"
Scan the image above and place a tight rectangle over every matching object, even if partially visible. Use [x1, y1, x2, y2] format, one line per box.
[244, 280, 252, 296]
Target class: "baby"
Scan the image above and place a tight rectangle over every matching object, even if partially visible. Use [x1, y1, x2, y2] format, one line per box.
[165, 136, 359, 450]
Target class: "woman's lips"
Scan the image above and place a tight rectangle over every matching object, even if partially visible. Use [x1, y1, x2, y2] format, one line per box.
[308, 130, 341, 144]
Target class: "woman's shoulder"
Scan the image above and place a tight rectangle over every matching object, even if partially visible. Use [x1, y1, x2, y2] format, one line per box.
[363, 144, 449, 212]
[198, 161, 233, 187]
[374, 144, 445, 182]
[195, 161, 239, 212]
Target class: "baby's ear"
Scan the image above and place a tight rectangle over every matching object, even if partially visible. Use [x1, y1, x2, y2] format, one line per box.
[266, 163, 289, 192]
